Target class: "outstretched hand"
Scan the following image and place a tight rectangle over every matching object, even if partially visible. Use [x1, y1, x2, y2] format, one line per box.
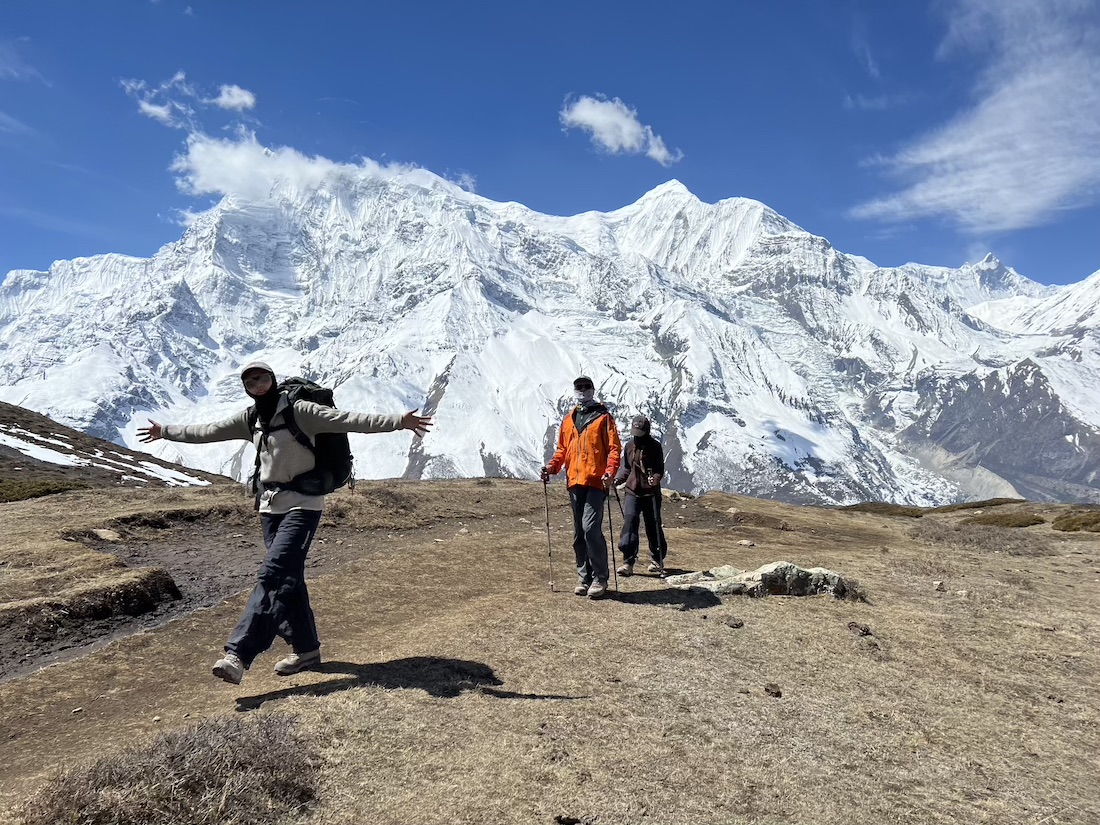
[402, 409, 433, 438]
[137, 420, 162, 443]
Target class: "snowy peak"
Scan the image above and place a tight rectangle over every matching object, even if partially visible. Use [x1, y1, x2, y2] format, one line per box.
[1, 176, 1098, 505]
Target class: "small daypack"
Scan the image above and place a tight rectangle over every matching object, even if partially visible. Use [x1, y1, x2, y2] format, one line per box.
[248, 377, 355, 498]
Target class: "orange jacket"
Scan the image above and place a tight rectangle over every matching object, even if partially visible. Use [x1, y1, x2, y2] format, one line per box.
[546, 404, 622, 490]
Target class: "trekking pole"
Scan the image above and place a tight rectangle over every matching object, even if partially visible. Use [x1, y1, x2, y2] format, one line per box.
[543, 479, 555, 592]
[606, 492, 619, 593]
[612, 481, 625, 517]
[649, 492, 667, 577]
[645, 468, 667, 576]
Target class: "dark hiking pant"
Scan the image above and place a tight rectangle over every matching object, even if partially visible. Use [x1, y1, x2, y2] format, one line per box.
[227, 509, 322, 666]
[569, 485, 609, 585]
[618, 492, 668, 566]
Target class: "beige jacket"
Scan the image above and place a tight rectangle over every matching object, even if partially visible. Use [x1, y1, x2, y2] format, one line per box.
[163, 394, 403, 514]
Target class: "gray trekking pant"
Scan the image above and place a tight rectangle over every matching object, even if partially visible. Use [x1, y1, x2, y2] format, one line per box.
[227, 509, 322, 667]
[569, 485, 609, 585]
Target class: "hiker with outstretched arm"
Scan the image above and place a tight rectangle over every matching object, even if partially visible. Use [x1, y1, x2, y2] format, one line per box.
[138, 361, 432, 685]
[614, 414, 669, 577]
[540, 376, 622, 599]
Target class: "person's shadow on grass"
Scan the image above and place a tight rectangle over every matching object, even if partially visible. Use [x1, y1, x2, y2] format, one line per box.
[235, 656, 586, 711]
[612, 587, 721, 610]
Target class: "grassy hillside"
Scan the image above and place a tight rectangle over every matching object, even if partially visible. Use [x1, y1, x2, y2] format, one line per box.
[2, 481, 1098, 825]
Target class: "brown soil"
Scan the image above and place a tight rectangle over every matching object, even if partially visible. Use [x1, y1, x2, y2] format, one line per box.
[2, 484, 1099, 825]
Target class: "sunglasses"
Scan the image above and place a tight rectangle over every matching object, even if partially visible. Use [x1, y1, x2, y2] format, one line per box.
[242, 373, 272, 388]
[574, 384, 594, 391]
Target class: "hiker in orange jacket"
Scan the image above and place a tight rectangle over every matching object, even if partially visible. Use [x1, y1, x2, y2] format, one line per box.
[541, 376, 622, 599]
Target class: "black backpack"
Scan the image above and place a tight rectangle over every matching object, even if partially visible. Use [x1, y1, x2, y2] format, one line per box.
[248, 377, 355, 498]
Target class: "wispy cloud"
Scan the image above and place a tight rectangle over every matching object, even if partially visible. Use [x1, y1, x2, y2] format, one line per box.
[850, 19, 881, 80]
[209, 84, 256, 111]
[123, 73, 256, 127]
[852, 0, 1100, 234]
[0, 40, 47, 84]
[0, 205, 110, 239]
[843, 92, 912, 112]
[137, 100, 177, 126]
[560, 95, 683, 166]
[0, 111, 34, 135]
[122, 72, 197, 129]
[450, 171, 476, 192]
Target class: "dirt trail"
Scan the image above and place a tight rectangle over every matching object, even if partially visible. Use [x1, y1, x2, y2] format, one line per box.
[0, 481, 802, 795]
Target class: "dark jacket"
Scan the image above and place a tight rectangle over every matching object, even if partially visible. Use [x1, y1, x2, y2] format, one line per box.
[614, 435, 665, 497]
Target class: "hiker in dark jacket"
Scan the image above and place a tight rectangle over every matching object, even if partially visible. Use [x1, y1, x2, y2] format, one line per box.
[614, 415, 668, 576]
[138, 361, 432, 685]
[540, 376, 622, 599]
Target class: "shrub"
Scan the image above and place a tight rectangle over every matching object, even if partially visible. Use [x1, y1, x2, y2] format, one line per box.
[841, 501, 925, 518]
[18, 713, 319, 825]
[1051, 511, 1100, 533]
[0, 479, 87, 503]
[931, 498, 1025, 513]
[961, 512, 1045, 528]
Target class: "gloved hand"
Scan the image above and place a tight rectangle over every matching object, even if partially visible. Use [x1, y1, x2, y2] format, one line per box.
[601, 473, 613, 490]
[540, 466, 551, 483]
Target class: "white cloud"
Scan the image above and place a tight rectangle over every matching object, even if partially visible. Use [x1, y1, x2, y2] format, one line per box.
[210, 84, 254, 111]
[170, 131, 440, 201]
[124, 73, 256, 128]
[137, 100, 176, 126]
[852, 0, 1100, 233]
[122, 72, 198, 129]
[0, 110, 34, 135]
[560, 95, 683, 166]
[451, 171, 476, 192]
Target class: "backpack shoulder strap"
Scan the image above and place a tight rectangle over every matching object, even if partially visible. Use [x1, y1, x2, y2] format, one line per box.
[281, 401, 316, 454]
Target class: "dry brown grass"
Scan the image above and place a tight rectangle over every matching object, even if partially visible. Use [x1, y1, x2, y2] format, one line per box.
[0, 479, 88, 503]
[929, 497, 1025, 513]
[2, 481, 1099, 825]
[961, 511, 1045, 528]
[839, 501, 925, 517]
[908, 517, 1055, 556]
[16, 713, 318, 825]
[1052, 510, 1100, 532]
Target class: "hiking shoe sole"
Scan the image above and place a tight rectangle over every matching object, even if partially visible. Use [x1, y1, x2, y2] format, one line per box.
[212, 662, 243, 685]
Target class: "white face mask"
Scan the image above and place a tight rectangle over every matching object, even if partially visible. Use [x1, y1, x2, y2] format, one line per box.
[574, 388, 594, 404]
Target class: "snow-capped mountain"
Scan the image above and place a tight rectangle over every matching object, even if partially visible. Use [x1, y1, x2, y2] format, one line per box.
[2, 172, 1098, 504]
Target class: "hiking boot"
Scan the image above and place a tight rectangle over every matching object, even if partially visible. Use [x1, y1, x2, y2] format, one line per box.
[587, 581, 608, 599]
[648, 561, 666, 576]
[212, 652, 245, 685]
[274, 648, 321, 676]
[617, 562, 634, 577]
[574, 581, 591, 596]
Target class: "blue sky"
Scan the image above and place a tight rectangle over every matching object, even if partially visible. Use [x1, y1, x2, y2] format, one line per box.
[2, 0, 1098, 285]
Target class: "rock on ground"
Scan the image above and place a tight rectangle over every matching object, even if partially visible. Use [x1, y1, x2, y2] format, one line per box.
[665, 560, 854, 598]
